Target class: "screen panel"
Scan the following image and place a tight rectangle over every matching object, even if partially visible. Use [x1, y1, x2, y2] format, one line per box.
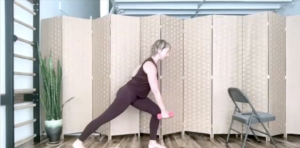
[40, 16, 63, 135]
[161, 15, 184, 135]
[110, 15, 140, 136]
[183, 16, 212, 134]
[61, 16, 93, 134]
[212, 15, 243, 135]
[268, 12, 286, 136]
[140, 15, 160, 135]
[242, 12, 269, 136]
[92, 16, 111, 136]
[286, 15, 300, 134]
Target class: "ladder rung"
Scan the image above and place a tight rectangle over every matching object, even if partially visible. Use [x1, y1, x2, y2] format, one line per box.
[15, 119, 36, 128]
[14, 88, 36, 94]
[14, 103, 36, 110]
[14, 72, 36, 76]
[14, 18, 36, 30]
[15, 134, 36, 147]
[17, 37, 34, 45]
[14, 1, 36, 15]
[14, 54, 36, 61]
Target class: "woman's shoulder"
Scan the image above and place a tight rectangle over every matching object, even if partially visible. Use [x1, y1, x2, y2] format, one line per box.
[143, 61, 157, 74]
[142, 57, 156, 67]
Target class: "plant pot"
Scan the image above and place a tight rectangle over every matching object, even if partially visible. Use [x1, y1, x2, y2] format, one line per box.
[45, 119, 63, 144]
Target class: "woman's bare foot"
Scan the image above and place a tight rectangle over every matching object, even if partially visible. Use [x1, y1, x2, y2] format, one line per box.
[72, 139, 85, 148]
[148, 140, 166, 148]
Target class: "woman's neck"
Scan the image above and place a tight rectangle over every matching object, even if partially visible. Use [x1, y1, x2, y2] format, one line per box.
[151, 55, 160, 64]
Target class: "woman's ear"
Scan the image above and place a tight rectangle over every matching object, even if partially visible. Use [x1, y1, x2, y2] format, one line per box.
[157, 49, 162, 54]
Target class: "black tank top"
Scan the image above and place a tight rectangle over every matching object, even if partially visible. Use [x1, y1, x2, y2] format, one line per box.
[126, 57, 158, 98]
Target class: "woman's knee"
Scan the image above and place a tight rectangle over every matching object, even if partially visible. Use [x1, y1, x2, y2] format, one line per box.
[151, 105, 161, 116]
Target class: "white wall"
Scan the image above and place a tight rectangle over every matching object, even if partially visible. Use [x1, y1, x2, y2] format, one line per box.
[100, 0, 109, 17]
[14, 0, 34, 91]
[40, 0, 100, 19]
[0, 107, 5, 148]
[0, 0, 5, 95]
[14, 0, 36, 145]
[0, 0, 5, 147]
[277, 0, 300, 15]
[0, 0, 100, 147]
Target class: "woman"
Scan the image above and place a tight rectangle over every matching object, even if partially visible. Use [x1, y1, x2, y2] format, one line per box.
[73, 39, 171, 148]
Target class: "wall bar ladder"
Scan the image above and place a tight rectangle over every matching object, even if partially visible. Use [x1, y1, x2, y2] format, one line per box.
[20, 0, 41, 144]
[3, 0, 15, 148]
[2, 0, 41, 147]
[32, 0, 41, 143]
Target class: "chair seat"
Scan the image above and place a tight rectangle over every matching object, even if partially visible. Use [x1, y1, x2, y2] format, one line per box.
[233, 112, 276, 124]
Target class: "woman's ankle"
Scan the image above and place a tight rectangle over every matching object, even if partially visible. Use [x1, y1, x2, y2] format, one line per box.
[74, 139, 84, 145]
[148, 140, 166, 148]
[149, 140, 157, 143]
[73, 139, 85, 148]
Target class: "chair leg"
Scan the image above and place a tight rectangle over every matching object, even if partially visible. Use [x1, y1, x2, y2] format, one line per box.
[250, 127, 260, 142]
[226, 118, 234, 144]
[260, 122, 278, 148]
[242, 123, 251, 148]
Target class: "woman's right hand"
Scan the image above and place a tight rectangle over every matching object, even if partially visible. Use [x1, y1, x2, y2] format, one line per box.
[161, 110, 169, 118]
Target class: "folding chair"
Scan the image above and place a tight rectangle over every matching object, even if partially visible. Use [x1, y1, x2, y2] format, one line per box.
[226, 87, 278, 148]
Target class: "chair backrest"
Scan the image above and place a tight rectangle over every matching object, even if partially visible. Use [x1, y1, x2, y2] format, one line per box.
[228, 87, 250, 103]
[228, 87, 259, 115]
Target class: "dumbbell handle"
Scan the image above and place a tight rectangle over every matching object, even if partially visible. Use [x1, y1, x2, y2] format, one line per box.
[157, 111, 174, 119]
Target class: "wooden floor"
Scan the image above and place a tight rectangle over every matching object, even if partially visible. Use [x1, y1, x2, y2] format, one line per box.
[28, 133, 300, 148]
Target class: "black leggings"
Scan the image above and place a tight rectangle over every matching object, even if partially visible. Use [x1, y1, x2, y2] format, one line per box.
[78, 85, 161, 141]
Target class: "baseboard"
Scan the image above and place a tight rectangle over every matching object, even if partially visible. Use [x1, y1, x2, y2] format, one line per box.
[15, 139, 34, 148]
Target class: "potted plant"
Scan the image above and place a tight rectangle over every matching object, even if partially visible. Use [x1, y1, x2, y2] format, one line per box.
[38, 49, 74, 144]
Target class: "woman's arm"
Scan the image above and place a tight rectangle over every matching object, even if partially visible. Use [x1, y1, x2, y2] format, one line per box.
[143, 62, 167, 113]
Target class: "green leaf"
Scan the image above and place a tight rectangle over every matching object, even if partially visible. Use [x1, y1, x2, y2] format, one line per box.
[38, 48, 64, 120]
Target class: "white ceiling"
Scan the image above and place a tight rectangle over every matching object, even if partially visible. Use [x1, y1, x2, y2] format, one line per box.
[113, 0, 293, 19]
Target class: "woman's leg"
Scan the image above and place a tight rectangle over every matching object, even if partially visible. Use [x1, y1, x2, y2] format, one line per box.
[76, 86, 136, 144]
[131, 98, 166, 148]
[131, 98, 160, 140]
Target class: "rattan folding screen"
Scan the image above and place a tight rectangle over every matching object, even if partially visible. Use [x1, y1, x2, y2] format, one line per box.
[140, 15, 161, 136]
[242, 12, 286, 137]
[41, 16, 93, 135]
[212, 15, 243, 135]
[286, 15, 300, 135]
[160, 15, 184, 136]
[184, 16, 212, 135]
[92, 15, 141, 140]
[40, 12, 295, 140]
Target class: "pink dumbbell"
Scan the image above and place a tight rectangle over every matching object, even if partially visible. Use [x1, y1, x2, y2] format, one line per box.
[157, 111, 174, 119]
